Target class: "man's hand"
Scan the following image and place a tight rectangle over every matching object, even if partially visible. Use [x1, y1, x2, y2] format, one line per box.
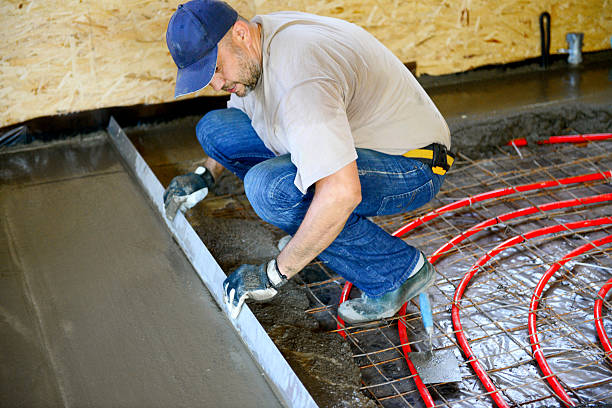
[223, 259, 287, 319]
[163, 166, 215, 221]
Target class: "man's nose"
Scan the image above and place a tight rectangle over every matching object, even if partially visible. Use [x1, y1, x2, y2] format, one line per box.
[209, 74, 224, 91]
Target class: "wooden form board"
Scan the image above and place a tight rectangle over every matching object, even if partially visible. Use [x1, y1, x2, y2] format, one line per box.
[1, 0, 610, 128]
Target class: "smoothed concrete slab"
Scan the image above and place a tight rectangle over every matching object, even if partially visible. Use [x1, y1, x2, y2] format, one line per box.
[0, 138, 284, 408]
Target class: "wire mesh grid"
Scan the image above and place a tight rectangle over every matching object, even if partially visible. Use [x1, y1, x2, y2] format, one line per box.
[295, 140, 612, 408]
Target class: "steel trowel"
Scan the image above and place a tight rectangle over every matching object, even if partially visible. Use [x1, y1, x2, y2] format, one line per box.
[407, 292, 462, 384]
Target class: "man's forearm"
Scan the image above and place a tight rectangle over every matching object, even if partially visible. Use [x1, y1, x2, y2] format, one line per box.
[276, 161, 361, 278]
[221, 160, 360, 319]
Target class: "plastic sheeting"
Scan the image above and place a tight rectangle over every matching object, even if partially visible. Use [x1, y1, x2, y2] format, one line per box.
[303, 140, 612, 407]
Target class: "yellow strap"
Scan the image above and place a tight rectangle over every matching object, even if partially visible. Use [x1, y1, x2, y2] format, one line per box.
[403, 149, 455, 167]
[403, 149, 434, 160]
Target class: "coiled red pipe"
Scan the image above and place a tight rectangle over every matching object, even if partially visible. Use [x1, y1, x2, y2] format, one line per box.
[453, 218, 612, 408]
[595, 277, 612, 363]
[337, 171, 612, 407]
[529, 234, 612, 407]
[340, 171, 612, 330]
[431, 193, 612, 264]
[391, 170, 611, 238]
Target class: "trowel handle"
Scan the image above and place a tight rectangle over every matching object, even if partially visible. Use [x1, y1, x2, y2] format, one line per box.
[419, 292, 434, 335]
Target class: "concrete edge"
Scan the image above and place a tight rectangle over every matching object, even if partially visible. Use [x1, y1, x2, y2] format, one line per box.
[106, 116, 318, 408]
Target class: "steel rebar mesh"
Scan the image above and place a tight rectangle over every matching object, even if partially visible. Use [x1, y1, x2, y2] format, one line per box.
[297, 140, 612, 407]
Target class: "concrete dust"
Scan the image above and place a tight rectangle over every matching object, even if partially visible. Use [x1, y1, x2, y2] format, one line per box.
[188, 213, 281, 272]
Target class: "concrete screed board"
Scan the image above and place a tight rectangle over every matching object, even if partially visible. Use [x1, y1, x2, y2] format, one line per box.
[0, 134, 286, 407]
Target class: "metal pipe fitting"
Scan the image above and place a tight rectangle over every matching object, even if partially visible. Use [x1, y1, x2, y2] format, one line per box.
[559, 32, 584, 65]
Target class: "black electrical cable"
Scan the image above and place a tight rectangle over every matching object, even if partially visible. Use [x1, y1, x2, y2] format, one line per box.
[539, 12, 551, 68]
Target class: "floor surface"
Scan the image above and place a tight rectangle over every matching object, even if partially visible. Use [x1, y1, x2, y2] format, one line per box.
[0, 136, 284, 408]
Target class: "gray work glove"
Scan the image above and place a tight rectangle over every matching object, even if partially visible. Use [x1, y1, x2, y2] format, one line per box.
[163, 166, 215, 221]
[223, 259, 288, 319]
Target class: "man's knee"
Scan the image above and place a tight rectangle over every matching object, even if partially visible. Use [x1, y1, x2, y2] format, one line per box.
[243, 157, 304, 225]
[196, 109, 230, 155]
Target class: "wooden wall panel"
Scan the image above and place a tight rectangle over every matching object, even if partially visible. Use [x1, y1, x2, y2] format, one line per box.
[1, 0, 610, 127]
[284, 0, 610, 75]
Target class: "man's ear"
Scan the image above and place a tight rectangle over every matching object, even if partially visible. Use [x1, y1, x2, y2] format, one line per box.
[231, 20, 250, 46]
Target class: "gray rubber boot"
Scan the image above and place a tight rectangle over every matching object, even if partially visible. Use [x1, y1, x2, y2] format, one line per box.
[338, 255, 436, 324]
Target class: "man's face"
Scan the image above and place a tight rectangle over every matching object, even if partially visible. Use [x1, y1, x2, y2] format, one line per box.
[210, 39, 261, 97]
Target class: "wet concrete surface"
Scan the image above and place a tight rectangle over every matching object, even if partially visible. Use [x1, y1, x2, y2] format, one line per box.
[0, 136, 285, 408]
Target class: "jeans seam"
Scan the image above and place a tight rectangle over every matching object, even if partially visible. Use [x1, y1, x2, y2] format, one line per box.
[236, 153, 275, 159]
[358, 168, 420, 177]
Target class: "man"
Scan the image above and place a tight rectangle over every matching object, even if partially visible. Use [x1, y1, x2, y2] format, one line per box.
[164, 0, 453, 322]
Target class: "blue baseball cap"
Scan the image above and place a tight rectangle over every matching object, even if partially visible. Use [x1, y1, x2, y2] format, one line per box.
[166, 0, 238, 98]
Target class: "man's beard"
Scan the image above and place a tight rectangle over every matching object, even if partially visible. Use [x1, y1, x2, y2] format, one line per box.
[233, 45, 262, 97]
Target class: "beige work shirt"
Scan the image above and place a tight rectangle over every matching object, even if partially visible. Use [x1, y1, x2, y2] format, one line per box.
[228, 12, 450, 194]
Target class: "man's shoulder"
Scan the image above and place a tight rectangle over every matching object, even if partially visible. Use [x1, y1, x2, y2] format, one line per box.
[256, 11, 345, 26]
[257, 12, 357, 45]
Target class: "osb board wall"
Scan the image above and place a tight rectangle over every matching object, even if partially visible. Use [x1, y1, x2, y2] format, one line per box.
[1, 0, 610, 128]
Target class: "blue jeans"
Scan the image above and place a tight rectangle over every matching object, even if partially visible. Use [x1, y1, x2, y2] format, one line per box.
[197, 108, 445, 296]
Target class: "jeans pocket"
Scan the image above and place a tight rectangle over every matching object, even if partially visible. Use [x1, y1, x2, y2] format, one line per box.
[376, 179, 435, 216]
